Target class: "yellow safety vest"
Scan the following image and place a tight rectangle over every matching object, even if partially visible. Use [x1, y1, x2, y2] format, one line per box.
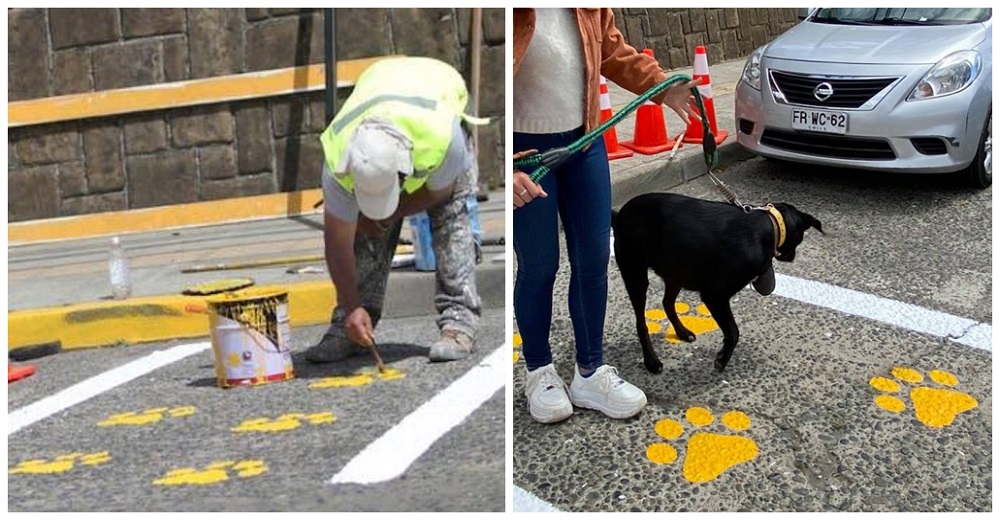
[320, 57, 485, 195]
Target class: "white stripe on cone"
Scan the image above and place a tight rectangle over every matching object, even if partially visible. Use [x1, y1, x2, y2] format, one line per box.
[599, 76, 612, 110]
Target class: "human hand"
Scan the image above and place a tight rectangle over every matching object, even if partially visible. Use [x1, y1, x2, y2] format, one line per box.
[512, 149, 547, 209]
[357, 214, 397, 237]
[661, 80, 702, 123]
[345, 306, 375, 348]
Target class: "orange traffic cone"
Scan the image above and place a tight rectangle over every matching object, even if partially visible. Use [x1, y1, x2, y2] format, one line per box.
[598, 76, 633, 161]
[683, 45, 728, 146]
[621, 49, 676, 155]
[9, 362, 36, 383]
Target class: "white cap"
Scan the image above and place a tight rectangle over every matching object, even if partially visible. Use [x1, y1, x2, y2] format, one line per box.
[335, 121, 414, 220]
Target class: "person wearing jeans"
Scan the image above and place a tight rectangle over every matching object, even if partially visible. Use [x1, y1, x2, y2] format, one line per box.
[512, 8, 699, 423]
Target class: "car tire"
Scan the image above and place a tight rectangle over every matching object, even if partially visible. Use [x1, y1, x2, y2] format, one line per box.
[963, 108, 991, 189]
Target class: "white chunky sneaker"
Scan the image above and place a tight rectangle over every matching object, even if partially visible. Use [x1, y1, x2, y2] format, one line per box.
[568, 365, 647, 419]
[524, 364, 573, 424]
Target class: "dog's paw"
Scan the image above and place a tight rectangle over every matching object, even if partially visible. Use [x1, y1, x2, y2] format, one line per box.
[644, 358, 664, 374]
[645, 304, 716, 344]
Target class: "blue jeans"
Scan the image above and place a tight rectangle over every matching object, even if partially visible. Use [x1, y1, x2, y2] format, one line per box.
[513, 129, 612, 372]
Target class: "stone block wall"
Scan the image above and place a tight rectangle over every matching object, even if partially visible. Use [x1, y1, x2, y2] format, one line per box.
[7, 8, 505, 222]
[612, 8, 800, 69]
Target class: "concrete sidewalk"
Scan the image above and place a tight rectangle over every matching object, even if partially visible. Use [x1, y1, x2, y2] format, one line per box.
[605, 56, 754, 207]
[8, 190, 506, 353]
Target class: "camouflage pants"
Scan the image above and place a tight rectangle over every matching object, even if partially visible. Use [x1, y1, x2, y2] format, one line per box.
[327, 141, 482, 340]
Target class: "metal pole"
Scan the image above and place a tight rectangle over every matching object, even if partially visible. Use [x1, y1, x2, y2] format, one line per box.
[470, 9, 483, 158]
[324, 8, 336, 124]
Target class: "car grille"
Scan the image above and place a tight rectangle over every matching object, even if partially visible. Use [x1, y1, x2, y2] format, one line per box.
[770, 71, 898, 109]
[761, 129, 896, 160]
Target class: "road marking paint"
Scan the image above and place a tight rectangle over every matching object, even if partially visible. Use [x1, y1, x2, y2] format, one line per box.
[646, 406, 759, 484]
[309, 367, 405, 389]
[9, 451, 111, 475]
[7, 342, 211, 436]
[772, 274, 991, 352]
[232, 412, 336, 433]
[153, 460, 267, 486]
[97, 406, 196, 427]
[869, 367, 978, 427]
[514, 485, 562, 512]
[329, 345, 506, 485]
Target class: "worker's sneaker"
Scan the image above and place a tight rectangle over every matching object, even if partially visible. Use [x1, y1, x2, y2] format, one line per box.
[525, 364, 572, 424]
[304, 332, 367, 364]
[428, 329, 475, 362]
[568, 365, 647, 419]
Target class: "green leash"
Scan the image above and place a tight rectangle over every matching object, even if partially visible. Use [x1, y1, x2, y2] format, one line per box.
[513, 74, 719, 184]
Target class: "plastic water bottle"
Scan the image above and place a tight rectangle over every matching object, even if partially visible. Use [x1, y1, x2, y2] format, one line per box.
[409, 212, 436, 271]
[467, 193, 483, 264]
[108, 236, 132, 299]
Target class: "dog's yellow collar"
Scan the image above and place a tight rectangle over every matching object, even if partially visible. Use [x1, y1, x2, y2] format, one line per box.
[765, 204, 786, 251]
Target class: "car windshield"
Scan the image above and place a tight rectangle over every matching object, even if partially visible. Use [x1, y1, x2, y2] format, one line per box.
[811, 8, 991, 26]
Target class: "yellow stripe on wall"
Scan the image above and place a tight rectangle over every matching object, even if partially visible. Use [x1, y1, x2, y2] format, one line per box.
[8, 189, 324, 245]
[8, 57, 390, 128]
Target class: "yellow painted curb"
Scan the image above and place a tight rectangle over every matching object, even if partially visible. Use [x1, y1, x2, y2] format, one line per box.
[8, 281, 336, 352]
[9, 189, 323, 245]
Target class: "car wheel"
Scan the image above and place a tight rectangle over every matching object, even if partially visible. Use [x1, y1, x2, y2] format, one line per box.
[963, 109, 991, 189]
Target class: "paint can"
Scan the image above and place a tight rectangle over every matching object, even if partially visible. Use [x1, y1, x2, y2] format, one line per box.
[204, 289, 294, 388]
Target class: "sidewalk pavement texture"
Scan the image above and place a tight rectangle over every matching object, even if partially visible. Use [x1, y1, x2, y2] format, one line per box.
[604, 57, 753, 207]
[8, 190, 506, 354]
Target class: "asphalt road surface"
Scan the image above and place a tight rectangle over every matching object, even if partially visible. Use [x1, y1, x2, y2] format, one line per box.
[512, 157, 992, 512]
[9, 310, 505, 512]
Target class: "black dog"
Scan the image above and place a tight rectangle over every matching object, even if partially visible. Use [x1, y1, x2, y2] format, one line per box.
[612, 193, 823, 373]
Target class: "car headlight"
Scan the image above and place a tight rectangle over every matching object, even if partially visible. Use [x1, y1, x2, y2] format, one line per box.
[908, 50, 982, 101]
[741, 47, 765, 90]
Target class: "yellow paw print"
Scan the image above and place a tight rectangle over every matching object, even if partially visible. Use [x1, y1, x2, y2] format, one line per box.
[869, 367, 978, 428]
[10, 451, 111, 475]
[153, 460, 267, 486]
[513, 333, 522, 363]
[644, 302, 717, 344]
[232, 412, 336, 433]
[646, 407, 758, 483]
[98, 406, 196, 427]
[309, 367, 405, 389]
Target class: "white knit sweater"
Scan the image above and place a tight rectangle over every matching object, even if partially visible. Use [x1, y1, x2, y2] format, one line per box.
[513, 9, 585, 134]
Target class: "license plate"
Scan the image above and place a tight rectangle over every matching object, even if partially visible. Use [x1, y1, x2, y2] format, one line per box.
[791, 109, 848, 134]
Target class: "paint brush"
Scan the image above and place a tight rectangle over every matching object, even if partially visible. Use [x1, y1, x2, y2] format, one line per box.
[366, 332, 387, 374]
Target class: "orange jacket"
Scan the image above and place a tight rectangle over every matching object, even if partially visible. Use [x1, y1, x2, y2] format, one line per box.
[513, 8, 669, 134]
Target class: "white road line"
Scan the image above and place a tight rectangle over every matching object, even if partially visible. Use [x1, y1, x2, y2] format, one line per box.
[7, 342, 211, 436]
[514, 485, 562, 512]
[772, 274, 992, 352]
[330, 345, 506, 485]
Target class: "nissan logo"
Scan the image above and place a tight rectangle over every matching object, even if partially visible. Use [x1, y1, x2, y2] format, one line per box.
[814, 82, 834, 102]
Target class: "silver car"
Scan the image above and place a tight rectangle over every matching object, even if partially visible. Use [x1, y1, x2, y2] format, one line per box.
[735, 8, 992, 188]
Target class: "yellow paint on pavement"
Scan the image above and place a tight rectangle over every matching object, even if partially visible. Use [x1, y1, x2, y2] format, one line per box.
[685, 407, 714, 427]
[98, 406, 196, 427]
[232, 412, 336, 433]
[153, 460, 267, 486]
[10, 452, 111, 475]
[646, 407, 758, 483]
[654, 418, 683, 439]
[309, 367, 405, 389]
[870, 367, 978, 427]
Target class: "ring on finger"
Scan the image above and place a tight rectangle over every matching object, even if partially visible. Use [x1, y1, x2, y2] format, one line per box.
[520, 188, 529, 196]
